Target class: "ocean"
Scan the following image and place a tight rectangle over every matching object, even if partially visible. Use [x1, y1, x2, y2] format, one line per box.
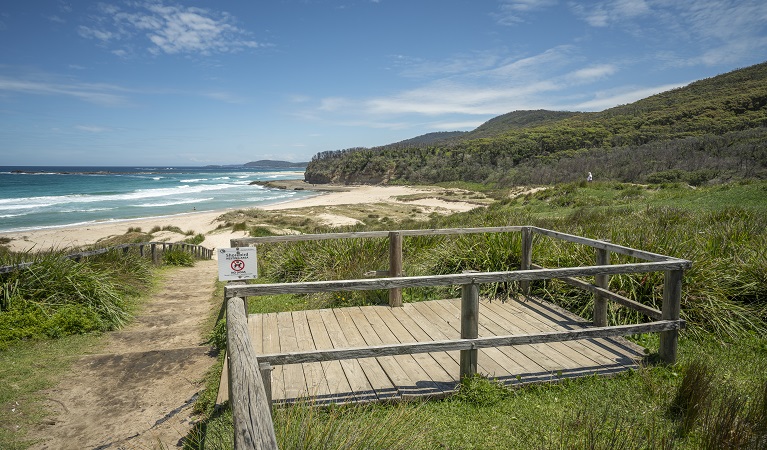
[0, 166, 313, 233]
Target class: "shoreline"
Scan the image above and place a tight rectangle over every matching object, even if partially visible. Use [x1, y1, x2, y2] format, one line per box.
[0, 182, 481, 253]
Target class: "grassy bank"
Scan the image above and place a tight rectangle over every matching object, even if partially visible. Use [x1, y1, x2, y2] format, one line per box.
[190, 180, 766, 449]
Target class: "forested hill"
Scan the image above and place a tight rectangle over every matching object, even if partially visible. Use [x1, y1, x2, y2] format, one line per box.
[305, 62, 767, 186]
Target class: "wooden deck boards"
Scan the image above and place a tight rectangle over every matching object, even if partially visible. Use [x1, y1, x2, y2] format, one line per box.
[217, 297, 645, 406]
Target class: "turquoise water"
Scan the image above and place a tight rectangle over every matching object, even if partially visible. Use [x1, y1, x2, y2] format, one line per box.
[0, 166, 312, 232]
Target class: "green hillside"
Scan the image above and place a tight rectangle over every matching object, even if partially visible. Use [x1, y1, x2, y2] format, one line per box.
[305, 62, 767, 186]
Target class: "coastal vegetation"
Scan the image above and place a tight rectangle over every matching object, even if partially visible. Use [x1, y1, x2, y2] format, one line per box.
[189, 180, 766, 449]
[2, 62, 766, 449]
[305, 62, 767, 186]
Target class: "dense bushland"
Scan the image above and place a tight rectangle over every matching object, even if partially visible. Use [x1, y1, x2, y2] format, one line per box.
[305, 62, 767, 186]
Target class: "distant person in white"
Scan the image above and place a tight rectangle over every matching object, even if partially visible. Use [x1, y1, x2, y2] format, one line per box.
[587, 172, 593, 182]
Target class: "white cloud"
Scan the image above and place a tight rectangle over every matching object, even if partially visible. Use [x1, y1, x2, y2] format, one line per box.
[493, 0, 558, 25]
[429, 121, 486, 131]
[75, 125, 111, 133]
[203, 91, 246, 103]
[569, 0, 651, 28]
[319, 97, 353, 112]
[79, 2, 264, 56]
[392, 51, 500, 78]
[0, 76, 131, 106]
[567, 64, 618, 82]
[573, 82, 688, 110]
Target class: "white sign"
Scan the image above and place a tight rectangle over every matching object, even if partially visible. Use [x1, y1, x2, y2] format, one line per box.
[218, 247, 258, 281]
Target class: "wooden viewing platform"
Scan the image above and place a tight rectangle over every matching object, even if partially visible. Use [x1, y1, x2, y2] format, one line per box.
[217, 295, 645, 405]
[219, 226, 689, 448]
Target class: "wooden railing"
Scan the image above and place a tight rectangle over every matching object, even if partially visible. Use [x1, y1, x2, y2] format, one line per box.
[224, 226, 691, 449]
[0, 241, 213, 274]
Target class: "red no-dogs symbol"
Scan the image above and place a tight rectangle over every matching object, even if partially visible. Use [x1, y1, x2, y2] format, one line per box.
[230, 259, 245, 272]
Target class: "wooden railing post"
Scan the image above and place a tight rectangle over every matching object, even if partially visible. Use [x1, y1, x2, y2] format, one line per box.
[594, 246, 610, 327]
[460, 281, 479, 379]
[520, 227, 533, 295]
[660, 269, 683, 364]
[389, 231, 403, 307]
[259, 363, 273, 411]
[226, 297, 278, 449]
[151, 243, 158, 264]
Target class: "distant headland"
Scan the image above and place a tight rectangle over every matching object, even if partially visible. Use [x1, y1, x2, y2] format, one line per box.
[205, 160, 308, 169]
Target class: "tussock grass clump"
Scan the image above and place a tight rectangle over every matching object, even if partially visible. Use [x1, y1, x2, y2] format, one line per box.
[163, 249, 195, 266]
[669, 359, 715, 435]
[184, 233, 206, 245]
[0, 249, 153, 346]
[260, 238, 390, 306]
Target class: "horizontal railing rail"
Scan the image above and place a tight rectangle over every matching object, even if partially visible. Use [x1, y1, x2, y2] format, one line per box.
[230, 226, 524, 246]
[224, 260, 690, 298]
[0, 241, 214, 274]
[243, 319, 684, 366]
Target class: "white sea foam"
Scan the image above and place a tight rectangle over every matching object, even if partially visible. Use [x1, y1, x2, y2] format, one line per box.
[0, 183, 238, 211]
[133, 198, 212, 207]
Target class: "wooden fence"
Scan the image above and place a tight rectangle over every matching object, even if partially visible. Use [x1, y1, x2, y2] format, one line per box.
[224, 226, 691, 449]
[0, 241, 213, 274]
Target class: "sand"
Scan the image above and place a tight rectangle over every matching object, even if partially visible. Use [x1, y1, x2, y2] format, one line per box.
[1, 183, 481, 253]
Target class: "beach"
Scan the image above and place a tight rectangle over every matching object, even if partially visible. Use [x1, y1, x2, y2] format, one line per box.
[0, 182, 483, 253]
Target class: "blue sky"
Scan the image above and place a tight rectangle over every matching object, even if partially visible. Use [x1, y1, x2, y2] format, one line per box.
[1, 0, 766, 166]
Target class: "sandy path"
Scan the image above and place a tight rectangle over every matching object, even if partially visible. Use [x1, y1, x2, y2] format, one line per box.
[31, 259, 220, 449]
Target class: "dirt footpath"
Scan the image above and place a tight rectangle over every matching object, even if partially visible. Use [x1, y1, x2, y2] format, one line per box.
[32, 259, 220, 449]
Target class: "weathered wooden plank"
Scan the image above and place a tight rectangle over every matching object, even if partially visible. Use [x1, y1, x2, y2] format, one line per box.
[304, 309, 355, 402]
[388, 304, 461, 374]
[344, 307, 421, 396]
[319, 309, 376, 402]
[481, 300, 612, 371]
[261, 313, 285, 402]
[277, 312, 309, 400]
[226, 261, 691, 297]
[440, 299, 570, 374]
[358, 306, 450, 396]
[510, 299, 643, 369]
[418, 300, 528, 379]
[372, 306, 458, 390]
[255, 320, 681, 366]
[225, 298, 278, 449]
[291, 310, 332, 399]
[333, 308, 399, 400]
